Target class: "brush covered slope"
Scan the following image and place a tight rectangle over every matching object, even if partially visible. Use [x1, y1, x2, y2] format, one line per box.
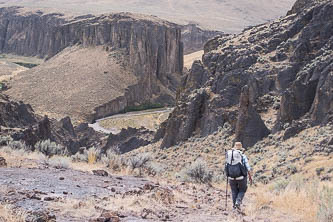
[1, 7, 183, 122]
[158, 0, 333, 148]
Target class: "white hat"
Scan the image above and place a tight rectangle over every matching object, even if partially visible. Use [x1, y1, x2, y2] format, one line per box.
[234, 142, 245, 151]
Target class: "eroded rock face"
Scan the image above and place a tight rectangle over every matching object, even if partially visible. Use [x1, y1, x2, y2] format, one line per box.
[158, 0, 333, 148]
[160, 89, 208, 148]
[235, 86, 270, 148]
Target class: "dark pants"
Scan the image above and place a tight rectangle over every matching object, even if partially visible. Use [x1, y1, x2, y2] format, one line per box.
[229, 177, 247, 207]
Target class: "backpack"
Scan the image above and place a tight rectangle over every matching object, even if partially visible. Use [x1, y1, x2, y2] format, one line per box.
[225, 149, 247, 179]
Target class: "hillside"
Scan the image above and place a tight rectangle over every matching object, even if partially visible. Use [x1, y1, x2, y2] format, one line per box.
[6, 46, 137, 122]
[0, 0, 295, 33]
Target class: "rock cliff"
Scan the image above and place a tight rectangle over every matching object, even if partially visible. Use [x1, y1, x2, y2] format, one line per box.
[158, 0, 333, 148]
[1, 7, 183, 121]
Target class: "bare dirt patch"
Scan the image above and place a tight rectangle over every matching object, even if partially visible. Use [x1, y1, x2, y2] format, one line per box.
[184, 50, 204, 69]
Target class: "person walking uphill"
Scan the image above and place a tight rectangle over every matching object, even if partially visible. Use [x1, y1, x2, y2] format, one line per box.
[225, 142, 252, 211]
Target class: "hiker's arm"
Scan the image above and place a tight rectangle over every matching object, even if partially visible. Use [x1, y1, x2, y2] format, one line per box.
[243, 155, 253, 185]
[248, 171, 253, 185]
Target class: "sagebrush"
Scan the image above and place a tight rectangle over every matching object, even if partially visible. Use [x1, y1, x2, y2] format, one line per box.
[178, 159, 213, 184]
[35, 139, 64, 156]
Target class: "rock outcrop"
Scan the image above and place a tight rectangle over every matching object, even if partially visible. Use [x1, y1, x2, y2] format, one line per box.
[158, 0, 333, 148]
[181, 24, 223, 54]
[102, 127, 154, 154]
[235, 86, 270, 148]
[1, 7, 183, 121]
[0, 94, 37, 128]
[0, 156, 6, 167]
[0, 93, 105, 154]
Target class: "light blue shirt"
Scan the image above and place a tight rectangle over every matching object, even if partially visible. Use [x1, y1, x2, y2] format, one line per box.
[241, 153, 251, 172]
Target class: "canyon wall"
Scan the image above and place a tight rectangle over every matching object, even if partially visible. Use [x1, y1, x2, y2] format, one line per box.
[0, 7, 184, 121]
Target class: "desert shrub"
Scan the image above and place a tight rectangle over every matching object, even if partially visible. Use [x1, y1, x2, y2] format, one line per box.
[35, 140, 64, 156]
[8, 140, 29, 151]
[87, 147, 98, 164]
[271, 179, 289, 193]
[71, 152, 88, 163]
[0, 146, 13, 153]
[0, 204, 27, 222]
[178, 159, 213, 184]
[213, 171, 226, 184]
[101, 150, 126, 171]
[128, 153, 152, 176]
[146, 162, 166, 176]
[0, 135, 12, 146]
[317, 186, 333, 222]
[288, 174, 304, 192]
[47, 156, 71, 169]
[287, 164, 297, 174]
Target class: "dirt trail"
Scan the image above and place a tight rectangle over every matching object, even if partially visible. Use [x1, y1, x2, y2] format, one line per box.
[0, 166, 151, 221]
[89, 108, 173, 134]
[0, 162, 235, 222]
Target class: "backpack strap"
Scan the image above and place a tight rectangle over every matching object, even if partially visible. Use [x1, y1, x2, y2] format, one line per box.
[241, 154, 244, 165]
[231, 150, 234, 165]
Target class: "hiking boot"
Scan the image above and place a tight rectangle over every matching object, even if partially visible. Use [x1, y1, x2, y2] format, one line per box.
[235, 202, 241, 210]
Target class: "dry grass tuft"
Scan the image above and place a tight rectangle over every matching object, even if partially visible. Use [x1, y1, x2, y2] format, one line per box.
[0, 204, 27, 222]
[248, 177, 333, 222]
[87, 147, 98, 165]
[46, 156, 71, 169]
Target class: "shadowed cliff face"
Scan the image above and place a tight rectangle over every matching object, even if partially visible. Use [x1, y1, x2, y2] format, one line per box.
[1, 7, 184, 121]
[158, 0, 333, 148]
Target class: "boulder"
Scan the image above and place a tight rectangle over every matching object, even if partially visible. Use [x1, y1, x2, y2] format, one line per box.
[0, 156, 7, 167]
[92, 170, 109, 177]
[89, 211, 120, 222]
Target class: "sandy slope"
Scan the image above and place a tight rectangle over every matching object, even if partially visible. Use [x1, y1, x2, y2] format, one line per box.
[0, 54, 42, 80]
[1, 0, 296, 32]
[184, 50, 204, 69]
[5, 46, 137, 122]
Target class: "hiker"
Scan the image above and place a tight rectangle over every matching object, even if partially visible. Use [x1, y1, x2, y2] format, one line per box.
[225, 142, 252, 210]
